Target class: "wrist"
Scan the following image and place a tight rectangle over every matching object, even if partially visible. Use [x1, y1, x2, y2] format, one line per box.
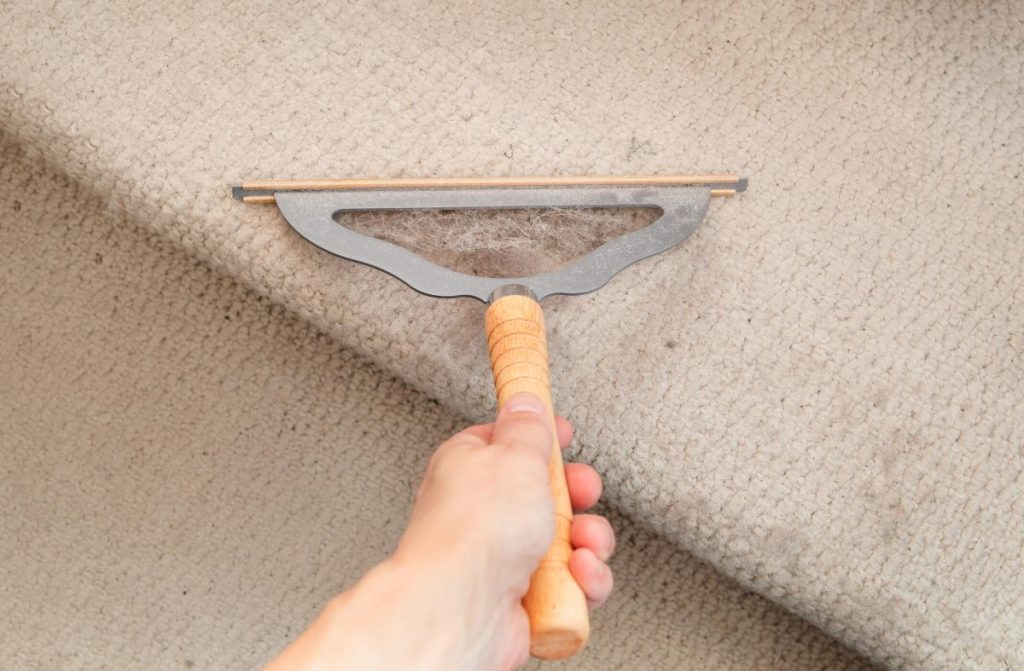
[316, 558, 463, 671]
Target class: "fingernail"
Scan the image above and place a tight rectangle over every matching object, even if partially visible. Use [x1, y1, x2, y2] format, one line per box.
[504, 392, 546, 415]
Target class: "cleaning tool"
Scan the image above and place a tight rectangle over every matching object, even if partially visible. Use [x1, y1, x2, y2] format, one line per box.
[233, 174, 748, 659]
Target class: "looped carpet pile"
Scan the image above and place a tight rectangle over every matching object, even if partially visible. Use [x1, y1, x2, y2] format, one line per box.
[2, 2, 1021, 669]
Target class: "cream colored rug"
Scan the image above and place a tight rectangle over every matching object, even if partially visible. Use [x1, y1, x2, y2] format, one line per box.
[0, 133, 873, 670]
[1, 2, 1021, 668]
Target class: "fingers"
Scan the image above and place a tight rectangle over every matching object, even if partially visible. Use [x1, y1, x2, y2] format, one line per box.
[569, 514, 615, 609]
[490, 393, 554, 462]
[553, 416, 573, 451]
[569, 514, 615, 561]
[451, 413, 572, 451]
[564, 463, 602, 511]
[568, 547, 613, 609]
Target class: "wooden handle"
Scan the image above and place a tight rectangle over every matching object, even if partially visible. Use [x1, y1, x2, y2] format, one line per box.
[484, 293, 589, 660]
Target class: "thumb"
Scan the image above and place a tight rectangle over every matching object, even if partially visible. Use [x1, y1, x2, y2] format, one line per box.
[491, 392, 555, 463]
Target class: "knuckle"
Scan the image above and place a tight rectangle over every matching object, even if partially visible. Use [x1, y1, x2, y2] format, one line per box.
[502, 414, 552, 446]
[427, 439, 465, 472]
[505, 443, 549, 474]
[604, 519, 616, 554]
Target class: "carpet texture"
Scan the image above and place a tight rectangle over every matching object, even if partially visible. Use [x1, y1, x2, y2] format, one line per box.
[0, 133, 875, 670]
[1, 2, 1022, 669]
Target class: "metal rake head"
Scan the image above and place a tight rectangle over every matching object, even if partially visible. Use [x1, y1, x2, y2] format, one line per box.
[233, 175, 747, 302]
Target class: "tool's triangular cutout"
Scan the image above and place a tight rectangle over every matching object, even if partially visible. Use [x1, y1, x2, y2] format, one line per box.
[335, 207, 660, 278]
[271, 185, 714, 301]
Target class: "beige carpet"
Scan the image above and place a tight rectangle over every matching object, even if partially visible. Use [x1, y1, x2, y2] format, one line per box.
[0, 133, 874, 670]
[2, 2, 1022, 669]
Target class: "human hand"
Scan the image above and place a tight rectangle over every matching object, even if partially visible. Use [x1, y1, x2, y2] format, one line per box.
[263, 392, 614, 671]
[393, 391, 615, 670]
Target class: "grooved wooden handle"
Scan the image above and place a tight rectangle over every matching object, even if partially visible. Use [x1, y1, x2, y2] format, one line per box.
[484, 294, 589, 660]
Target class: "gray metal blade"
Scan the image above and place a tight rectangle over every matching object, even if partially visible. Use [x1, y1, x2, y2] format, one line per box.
[273, 186, 711, 303]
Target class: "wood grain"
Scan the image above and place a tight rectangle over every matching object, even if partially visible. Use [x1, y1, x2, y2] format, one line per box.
[485, 294, 589, 660]
[241, 188, 735, 204]
[239, 173, 740, 194]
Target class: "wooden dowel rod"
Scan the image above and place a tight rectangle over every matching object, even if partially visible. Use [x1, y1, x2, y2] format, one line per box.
[241, 174, 741, 192]
[240, 188, 737, 204]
